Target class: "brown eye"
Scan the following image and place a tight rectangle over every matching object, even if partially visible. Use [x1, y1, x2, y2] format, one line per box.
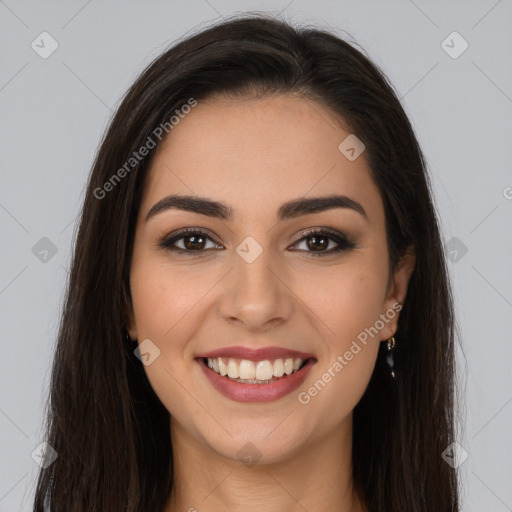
[291, 228, 357, 257]
[305, 233, 330, 251]
[181, 233, 207, 250]
[158, 228, 223, 254]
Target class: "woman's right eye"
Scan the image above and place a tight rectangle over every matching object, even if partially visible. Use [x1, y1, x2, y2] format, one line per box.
[158, 229, 223, 255]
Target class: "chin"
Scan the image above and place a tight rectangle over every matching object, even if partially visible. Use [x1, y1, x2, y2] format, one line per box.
[203, 424, 308, 467]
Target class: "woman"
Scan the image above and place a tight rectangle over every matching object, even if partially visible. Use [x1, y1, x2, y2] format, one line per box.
[33, 13, 461, 512]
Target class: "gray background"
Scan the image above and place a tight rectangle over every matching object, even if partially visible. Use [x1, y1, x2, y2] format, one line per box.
[1, 0, 511, 510]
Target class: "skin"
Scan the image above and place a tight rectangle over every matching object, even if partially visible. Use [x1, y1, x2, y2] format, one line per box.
[126, 93, 416, 512]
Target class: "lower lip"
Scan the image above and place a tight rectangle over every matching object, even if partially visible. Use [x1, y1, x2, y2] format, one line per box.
[197, 358, 316, 403]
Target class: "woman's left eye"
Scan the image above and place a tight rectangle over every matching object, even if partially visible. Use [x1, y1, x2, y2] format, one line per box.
[157, 228, 357, 257]
[291, 228, 357, 257]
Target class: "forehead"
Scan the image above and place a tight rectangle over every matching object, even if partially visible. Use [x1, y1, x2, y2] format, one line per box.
[140, 94, 383, 225]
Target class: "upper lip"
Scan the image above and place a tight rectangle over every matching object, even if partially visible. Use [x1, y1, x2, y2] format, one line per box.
[196, 345, 316, 361]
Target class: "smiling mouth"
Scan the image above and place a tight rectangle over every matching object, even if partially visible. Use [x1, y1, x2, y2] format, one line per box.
[201, 356, 311, 384]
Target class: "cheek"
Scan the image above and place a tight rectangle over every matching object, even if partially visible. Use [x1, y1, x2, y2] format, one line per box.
[291, 262, 386, 413]
[298, 261, 388, 348]
[129, 265, 193, 397]
[129, 262, 206, 416]
[130, 260, 211, 342]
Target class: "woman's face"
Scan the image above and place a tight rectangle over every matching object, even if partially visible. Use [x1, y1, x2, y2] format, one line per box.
[127, 94, 414, 465]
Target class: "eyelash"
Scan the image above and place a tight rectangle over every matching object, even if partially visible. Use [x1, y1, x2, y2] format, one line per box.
[157, 227, 357, 258]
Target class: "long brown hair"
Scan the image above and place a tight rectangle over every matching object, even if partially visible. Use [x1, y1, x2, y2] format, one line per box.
[33, 13, 463, 511]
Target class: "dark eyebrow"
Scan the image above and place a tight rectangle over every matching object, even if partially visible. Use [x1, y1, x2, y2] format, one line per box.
[145, 194, 368, 223]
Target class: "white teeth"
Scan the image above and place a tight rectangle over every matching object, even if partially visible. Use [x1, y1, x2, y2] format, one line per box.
[239, 360, 256, 379]
[273, 358, 285, 377]
[284, 358, 294, 375]
[255, 360, 274, 380]
[206, 356, 306, 382]
[218, 358, 228, 376]
[227, 359, 239, 379]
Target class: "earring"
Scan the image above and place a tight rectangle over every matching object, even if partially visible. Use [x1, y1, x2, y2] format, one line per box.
[124, 330, 135, 343]
[386, 336, 396, 379]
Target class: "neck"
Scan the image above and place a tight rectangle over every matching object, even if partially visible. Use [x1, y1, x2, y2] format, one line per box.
[165, 414, 367, 512]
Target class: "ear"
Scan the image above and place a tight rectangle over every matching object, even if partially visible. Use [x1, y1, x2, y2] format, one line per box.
[380, 244, 416, 340]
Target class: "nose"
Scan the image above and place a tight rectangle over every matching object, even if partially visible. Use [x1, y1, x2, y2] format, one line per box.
[217, 241, 295, 332]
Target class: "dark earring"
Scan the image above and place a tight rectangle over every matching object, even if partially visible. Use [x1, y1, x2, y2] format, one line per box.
[386, 336, 396, 379]
[124, 329, 135, 343]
